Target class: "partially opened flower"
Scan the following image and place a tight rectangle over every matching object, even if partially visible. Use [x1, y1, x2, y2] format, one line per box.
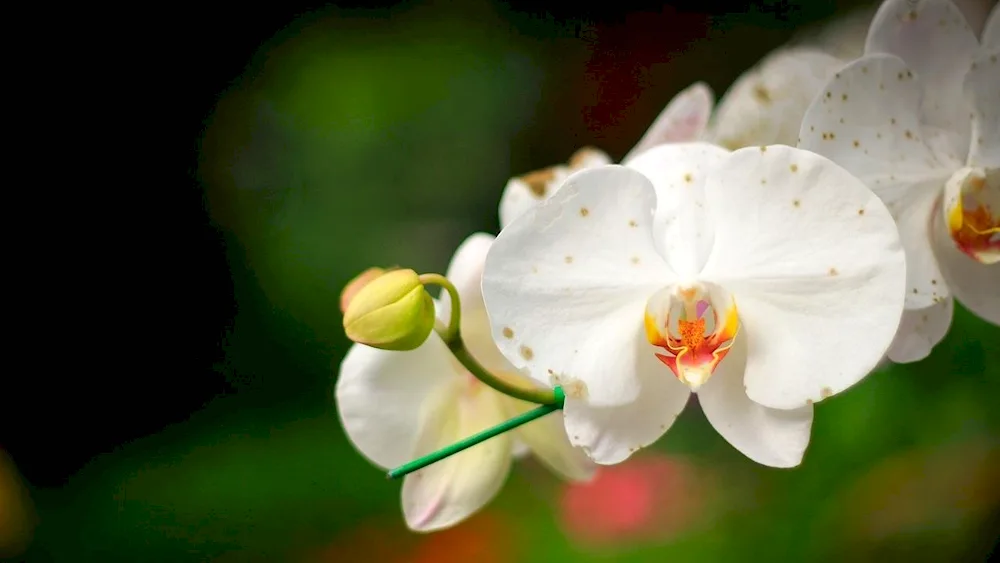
[799, 0, 999, 363]
[336, 233, 593, 532]
[498, 82, 713, 229]
[481, 143, 906, 467]
[707, 46, 846, 150]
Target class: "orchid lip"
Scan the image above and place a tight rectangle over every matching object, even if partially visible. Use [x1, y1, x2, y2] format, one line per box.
[644, 284, 740, 390]
[945, 167, 999, 265]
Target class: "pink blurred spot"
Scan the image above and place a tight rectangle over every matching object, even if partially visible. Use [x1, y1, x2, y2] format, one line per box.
[559, 453, 704, 548]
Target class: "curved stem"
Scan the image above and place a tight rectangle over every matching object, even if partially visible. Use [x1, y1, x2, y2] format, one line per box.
[419, 273, 460, 344]
[420, 272, 560, 406]
[450, 338, 560, 406]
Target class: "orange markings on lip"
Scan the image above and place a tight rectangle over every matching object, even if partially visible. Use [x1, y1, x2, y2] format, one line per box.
[645, 299, 739, 388]
[948, 200, 999, 264]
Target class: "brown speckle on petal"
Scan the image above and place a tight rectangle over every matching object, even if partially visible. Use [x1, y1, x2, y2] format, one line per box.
[520, 345, 534, 360]
[519, 168, 557, 198]
[569, 146, 604, 169]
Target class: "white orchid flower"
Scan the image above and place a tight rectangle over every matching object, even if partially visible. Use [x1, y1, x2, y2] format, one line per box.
[481, 143, 906, 468]
[498, 82, 713, 229]
[707, 46, 847, 150]
[336, 233, 594, 532]
[799, 0, 999, 364]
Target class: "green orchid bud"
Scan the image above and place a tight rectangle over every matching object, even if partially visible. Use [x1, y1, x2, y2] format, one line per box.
[340, 267, 388, 314]
[342, 268, 435, 351]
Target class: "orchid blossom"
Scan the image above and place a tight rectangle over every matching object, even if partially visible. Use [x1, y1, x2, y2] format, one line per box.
[481, 143, 906, 468]
[799, 0, 999, 363]
[337, 233, 593, 532]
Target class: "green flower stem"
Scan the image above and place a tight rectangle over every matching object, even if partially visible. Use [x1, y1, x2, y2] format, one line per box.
[420, 272, 560, 406]
[418, 273, 461, 344]
[387, 387, 565, 480]
[449, 338, 560, 405]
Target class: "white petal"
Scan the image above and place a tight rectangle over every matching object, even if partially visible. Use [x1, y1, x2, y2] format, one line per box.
[498, 166, 571, 230]
[401, 384, 512, 532]
[894, 181, 953, 307]
[865, 0, 980, 138]
[709, 47, 844, 149]
[625, 142, 731, 277]
[798, 54, 960, 177]
[697, 331, 813, 468]
[482, 165, 675, 406]
[932, 212, 1000, 325]
[504, 397, 595, 481]
[562, 344, 692, 465]
[498, 150, 612, 230]
[437, 232, 515, 373]
[699, 145, 906, 410]
[952, 0, 996, 37]
[622, 82, 714, 163]
[965, 47, 1000, 168]
[798, 54, 955, 309]
[336, 335, 458, 469]
[512, 440, 531, 458]
[886, 300, 955, 363]
[442, 232, 494, 307]
[984, 5, 999, 47]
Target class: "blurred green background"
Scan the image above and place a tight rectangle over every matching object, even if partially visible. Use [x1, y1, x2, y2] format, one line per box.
[4, 0, 999, 561]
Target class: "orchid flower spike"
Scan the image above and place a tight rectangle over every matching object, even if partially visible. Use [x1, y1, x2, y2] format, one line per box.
[799, 0, 1000, 364]
[481, 143, 906, 468]
[498, 82, 713, 229]
[336, 233, 594, 532]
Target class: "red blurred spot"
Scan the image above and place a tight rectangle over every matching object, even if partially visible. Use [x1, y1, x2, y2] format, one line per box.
[301, 512, 515, 563]
[0, 451, 36, 560]
[302, 520, 413, 563]
[408, 512, 513, 563]
[559, 453, 704, 547]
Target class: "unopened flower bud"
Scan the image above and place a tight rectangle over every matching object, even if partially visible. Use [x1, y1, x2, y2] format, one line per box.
[343, 269, 435, 351]
[340, 267, 388, 313]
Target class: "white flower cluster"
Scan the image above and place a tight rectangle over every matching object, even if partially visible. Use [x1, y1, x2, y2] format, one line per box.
[336, 0, 998, 532]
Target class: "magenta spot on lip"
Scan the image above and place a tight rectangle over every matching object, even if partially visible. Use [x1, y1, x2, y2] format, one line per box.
[695, 300, 709, 318]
